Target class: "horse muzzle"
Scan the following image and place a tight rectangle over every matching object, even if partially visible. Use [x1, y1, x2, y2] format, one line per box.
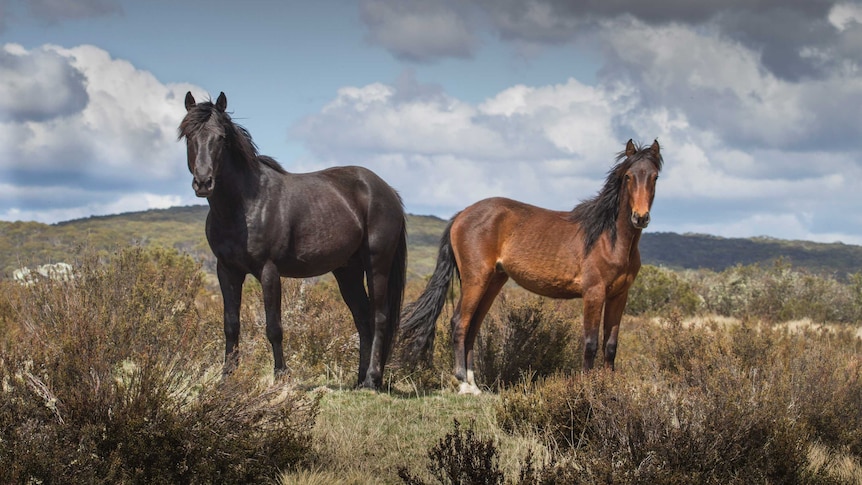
[192, 176, 214, 198]
[631, 211, 650, 229]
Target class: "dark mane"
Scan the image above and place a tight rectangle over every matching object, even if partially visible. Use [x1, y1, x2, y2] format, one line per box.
[178, 101, 287, 174]
[569, 141, 663, 254]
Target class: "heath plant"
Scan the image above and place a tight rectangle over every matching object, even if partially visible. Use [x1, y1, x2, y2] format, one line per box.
[0, 246, 318, 484]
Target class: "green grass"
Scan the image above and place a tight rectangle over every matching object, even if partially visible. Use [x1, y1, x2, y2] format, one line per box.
[289, 389, 546, 485]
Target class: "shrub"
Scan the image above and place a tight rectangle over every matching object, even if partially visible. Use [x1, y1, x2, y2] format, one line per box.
[398, 419, 504, 485]
[496, 316, 862, 484]
[237, 277, 359, 385]
[0, 246, 318, 484]
[691, 260, 862, 323]
[626, 265, 702, 316]
[475, 293, 579, 390]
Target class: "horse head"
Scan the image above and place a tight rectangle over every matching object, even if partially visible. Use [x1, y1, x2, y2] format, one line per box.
[622, 139, 661, 230]
[181, 91, 228, 198]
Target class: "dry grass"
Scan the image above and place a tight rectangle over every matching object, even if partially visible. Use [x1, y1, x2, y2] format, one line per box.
[806, 442, 862, 485]
[3, 247, 862, 484]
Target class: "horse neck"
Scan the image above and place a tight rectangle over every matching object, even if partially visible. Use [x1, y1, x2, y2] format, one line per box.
[614, 193, 642, 260]
[207, 153, 262, 219]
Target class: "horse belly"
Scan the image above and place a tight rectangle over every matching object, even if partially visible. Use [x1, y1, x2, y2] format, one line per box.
[273, 231, 363, 278]
[274, 253, 352, 278]
[506, 265, 583, 299]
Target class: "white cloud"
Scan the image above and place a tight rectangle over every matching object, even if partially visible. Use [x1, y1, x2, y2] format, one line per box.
[294, 19, 862, 242]
[0, 192, 187, 224]
[829, 2, 862, 31]
[0, 43, 205, 223]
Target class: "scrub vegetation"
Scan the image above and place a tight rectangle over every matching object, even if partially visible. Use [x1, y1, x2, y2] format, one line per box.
[2, 225, 861, 483]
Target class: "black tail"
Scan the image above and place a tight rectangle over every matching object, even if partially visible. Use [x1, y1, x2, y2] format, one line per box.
[381, 219, 408, 368]
[400, 218, 458, 365]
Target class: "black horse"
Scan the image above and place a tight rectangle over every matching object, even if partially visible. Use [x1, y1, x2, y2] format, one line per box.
[179, 92, 406, 389]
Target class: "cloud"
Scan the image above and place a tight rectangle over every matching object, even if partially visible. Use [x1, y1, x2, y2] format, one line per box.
[359, 0, 477, 62]
[293, 48, 862, 243]
[483, 0, 859, 80]
[291, 71, 641, 215]
[0, 45, 89, 122]
[596, 20, 862, 151]
[362, 0, 861, 83]
[0, 43, 204, 223]
[0, 184, 182, 224]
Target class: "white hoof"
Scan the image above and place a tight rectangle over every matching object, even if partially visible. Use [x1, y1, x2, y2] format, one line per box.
[458, 382, 482, 395]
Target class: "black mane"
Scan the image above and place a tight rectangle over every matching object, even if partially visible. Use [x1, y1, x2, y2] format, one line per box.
[178, 100, 287, 175]
[569, 142, 663, 254]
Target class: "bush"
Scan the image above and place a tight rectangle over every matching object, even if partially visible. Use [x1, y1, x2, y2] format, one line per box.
[475, 294, 579, 390]
[691, 260, 862, 323]
[237, 277, 359, 384]
[496, 316, 862, 484]
[0, 246, 318, 484]
[398, 419, 504, 485]
[626, 265, 702, 316]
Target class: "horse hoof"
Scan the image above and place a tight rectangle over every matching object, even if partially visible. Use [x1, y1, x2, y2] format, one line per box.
[357, 380, 380, 391]
[458, 382, 481, 395]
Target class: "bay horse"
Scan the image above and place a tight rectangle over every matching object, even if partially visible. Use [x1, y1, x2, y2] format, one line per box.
[179, 92, 406, 389]
[400, 139, 662, 394]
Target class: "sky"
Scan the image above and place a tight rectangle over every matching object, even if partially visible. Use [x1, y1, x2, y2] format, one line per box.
[1, 1, 862, 244]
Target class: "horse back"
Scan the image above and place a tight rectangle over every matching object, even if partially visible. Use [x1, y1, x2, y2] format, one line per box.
[449, 198, 581, 296]
[208, 165, 403, 278]
[450, 197, 637, 300]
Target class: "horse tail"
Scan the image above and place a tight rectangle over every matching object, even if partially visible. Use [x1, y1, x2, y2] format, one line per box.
[400, 218, 458, 365]
[382, 218, 408, 368]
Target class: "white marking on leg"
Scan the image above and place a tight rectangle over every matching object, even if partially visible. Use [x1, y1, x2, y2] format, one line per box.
[467, 370, 476, 386]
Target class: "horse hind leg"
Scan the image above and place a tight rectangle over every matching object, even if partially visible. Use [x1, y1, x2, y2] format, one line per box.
[363, 259, 399, 390]
[333, 262, 373, 387]
[451, 270, 503, 395]
[461, 273, 508, 395]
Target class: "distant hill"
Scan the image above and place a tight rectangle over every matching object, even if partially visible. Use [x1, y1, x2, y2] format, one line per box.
[640, 233, 862, 277]
[3, 205, 862, 279]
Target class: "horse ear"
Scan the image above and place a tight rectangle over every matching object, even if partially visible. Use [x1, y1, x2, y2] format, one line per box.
[625, 139, 636, 157]
[216, 92, 227, 112]
[184, 91, 196, 112]
[649, 139, 660, 157]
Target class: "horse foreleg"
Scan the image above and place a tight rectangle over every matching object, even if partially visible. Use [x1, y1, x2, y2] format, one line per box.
[217, 261, 244, 376]
[582, 289, 606, 371]
[602, 291, 628, 370]
[260, 261, 286, 375]
[333, 264, 372, 387]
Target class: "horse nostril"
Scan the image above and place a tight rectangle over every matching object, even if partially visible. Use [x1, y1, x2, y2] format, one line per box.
[193, 176, 214, 196]
[631, 211, 650, 228]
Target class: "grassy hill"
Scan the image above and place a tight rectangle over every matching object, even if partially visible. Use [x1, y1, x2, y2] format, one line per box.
[3, 205, 862, 279]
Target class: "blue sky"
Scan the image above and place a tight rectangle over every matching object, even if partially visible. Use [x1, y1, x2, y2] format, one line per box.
[2, 0, 862, 245]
